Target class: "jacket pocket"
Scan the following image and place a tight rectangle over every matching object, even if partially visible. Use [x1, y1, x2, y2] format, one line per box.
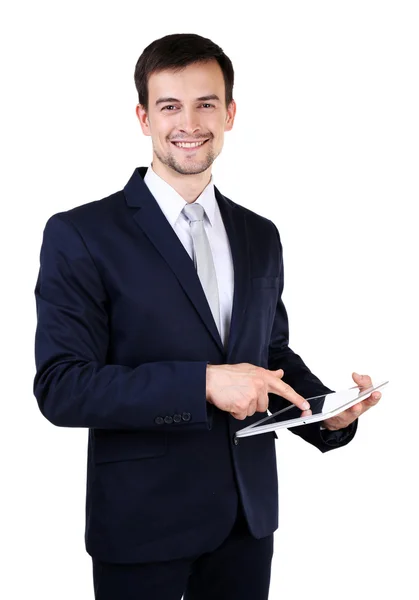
[93, 430, 168, 464]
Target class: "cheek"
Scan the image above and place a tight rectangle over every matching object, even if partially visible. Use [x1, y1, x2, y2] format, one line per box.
[149, 117, 169, 141]
[212, 132, 224, 149]
[213, 121, 226, 140]
[158, 130, 171, 146]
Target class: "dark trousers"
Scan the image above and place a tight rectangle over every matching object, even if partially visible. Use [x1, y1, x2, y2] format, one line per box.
[92, 500, 274, 600]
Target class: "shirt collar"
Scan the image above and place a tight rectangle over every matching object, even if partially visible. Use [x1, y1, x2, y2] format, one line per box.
[143, 163, 216, 227]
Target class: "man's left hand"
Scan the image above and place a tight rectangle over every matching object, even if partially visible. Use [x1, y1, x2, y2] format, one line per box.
[322, 372, 382, 431]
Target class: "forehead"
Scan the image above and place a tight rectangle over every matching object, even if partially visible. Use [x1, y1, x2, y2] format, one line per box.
[148, 60, 225, 101]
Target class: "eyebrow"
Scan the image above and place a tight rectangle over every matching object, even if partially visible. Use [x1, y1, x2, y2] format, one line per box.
[155, 94, 221, 106]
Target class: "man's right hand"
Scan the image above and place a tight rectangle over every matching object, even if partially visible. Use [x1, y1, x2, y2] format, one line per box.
[206, 363, 310, 421]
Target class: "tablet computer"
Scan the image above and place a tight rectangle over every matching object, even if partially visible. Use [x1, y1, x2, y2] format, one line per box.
[235, 380, 389, 439]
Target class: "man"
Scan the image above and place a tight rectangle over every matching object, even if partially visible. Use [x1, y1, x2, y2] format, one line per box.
[33, 33, 382, 600]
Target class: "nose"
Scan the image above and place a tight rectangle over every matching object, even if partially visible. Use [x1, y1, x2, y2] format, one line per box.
[177, 106, 202, 136]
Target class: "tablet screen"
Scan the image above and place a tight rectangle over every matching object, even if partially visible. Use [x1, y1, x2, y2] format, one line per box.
[271, 386, 371, 422]
[235, 380, 388, 438]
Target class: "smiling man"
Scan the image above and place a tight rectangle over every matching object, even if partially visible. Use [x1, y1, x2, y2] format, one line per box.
[33, 33, 382, 600]
[136, 55, 235, 202]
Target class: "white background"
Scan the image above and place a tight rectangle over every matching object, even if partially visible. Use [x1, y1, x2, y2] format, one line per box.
[1, 1, 418, 598]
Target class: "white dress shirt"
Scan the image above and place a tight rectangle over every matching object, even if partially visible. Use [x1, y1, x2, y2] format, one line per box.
[144, 163, 234, 349]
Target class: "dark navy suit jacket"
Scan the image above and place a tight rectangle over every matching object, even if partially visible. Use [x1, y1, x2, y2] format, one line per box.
[33, 166, 357, 564]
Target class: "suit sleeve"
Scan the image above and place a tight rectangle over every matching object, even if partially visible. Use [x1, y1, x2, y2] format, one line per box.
[33, 213, 212, 431]
[267, 222, 357, 452]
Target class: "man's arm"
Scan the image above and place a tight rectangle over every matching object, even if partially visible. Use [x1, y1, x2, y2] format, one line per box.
[267, 223, 357, 452]
[33, 213, 212, 431]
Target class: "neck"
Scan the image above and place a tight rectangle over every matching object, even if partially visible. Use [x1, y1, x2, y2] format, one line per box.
[151, 159, 212, 204]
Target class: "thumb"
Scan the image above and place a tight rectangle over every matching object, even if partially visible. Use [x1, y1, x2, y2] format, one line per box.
[352, 372, 364, 387]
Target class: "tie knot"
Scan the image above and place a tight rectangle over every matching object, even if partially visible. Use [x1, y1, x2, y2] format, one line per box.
[183, 202, 205, 223]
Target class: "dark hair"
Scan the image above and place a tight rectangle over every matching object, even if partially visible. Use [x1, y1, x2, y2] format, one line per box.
[134, 33, 234, 112]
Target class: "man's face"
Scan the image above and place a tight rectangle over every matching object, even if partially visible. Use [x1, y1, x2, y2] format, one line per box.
[136, 60, 236, 176]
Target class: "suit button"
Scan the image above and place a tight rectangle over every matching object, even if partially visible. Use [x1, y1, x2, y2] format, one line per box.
[173, 414, 182, 423]
[164, 416, 173, 424]
[155, 416, 164, 425]
[233, 437, 239, 445]
[182, 412, 191, 422]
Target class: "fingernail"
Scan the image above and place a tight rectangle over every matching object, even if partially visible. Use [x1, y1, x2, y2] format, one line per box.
[303, 401, 310, 410]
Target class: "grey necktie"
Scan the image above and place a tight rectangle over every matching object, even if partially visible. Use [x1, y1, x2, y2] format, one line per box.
[182, 202, 221, 336]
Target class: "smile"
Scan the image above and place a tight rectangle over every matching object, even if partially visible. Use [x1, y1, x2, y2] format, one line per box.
[171, 139, 209, 150]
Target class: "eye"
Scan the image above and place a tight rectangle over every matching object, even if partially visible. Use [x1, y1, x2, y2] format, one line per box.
[161, 103, 215, 111]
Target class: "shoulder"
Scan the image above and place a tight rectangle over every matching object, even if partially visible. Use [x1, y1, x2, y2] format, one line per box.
[217, 189, 279, 239]
[42, 190, 126, 241]
[53, 190, 125, 226]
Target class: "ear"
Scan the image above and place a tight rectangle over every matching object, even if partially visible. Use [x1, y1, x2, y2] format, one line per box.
[135, 104, 152, 137]
[224, 99, 237, 132]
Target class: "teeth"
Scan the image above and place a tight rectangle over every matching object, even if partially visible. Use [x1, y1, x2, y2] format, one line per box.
[173, 140, 206, 148]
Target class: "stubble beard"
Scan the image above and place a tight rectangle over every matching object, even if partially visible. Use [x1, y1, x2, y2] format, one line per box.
[154, 140, 219, 176]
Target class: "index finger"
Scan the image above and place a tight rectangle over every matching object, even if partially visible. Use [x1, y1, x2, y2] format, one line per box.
[267, 374, 310, 410]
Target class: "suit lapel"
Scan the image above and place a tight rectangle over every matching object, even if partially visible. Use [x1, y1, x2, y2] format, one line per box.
[215, 186, 250, 357]
[123, 167, 250, 357]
